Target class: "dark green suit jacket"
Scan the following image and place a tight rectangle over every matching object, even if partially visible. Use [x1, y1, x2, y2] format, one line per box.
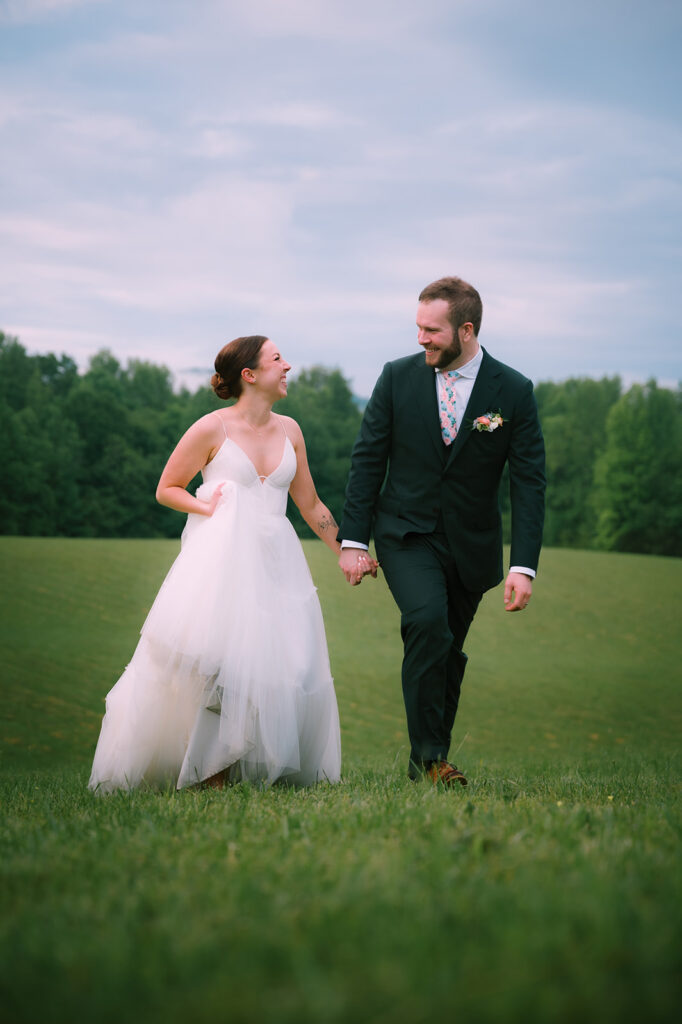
[338, 349, 546, 593]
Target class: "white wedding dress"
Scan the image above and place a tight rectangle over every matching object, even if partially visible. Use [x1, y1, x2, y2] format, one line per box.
[89, 416, 341, 793]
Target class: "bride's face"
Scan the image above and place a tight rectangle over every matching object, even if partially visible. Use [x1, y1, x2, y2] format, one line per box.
[253, 339, 291, 399]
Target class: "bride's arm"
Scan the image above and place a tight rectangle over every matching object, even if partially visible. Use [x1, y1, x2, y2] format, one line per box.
[156, 416, 224, 516]
[285, 419, 343, 556]
[285, 418, 377, 575]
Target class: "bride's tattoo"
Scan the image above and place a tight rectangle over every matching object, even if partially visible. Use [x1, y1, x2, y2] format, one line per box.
[317, 513, 338, 533]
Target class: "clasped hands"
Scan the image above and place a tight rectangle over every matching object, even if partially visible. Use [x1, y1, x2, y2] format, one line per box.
[339, 553, 532, 607]
[338, 548, 379, 586]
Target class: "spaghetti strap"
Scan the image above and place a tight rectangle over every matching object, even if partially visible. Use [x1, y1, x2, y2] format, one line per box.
[214, 411, 229, 440]
[276, 415, 288, 442]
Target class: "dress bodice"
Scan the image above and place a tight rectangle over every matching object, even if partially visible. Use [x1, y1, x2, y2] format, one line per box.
[200, 434, 297, 517]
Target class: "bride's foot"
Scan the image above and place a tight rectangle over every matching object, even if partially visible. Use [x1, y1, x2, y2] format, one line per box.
[200, 767, 231, 789]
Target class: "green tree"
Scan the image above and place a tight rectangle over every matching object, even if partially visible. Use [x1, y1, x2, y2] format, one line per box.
[0, 332, 34, 411]
[0, 348, 83, 535]
[123, 360, 175, 412]
[35, 352, 79, 399]
[10, 330, 673, 556]
[535, 377, 621, 548]
[0, 398, 33, 533]
[593, 381, 682, 556]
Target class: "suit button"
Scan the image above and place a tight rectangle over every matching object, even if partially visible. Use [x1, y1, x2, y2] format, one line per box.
[431, 506, 438, 515]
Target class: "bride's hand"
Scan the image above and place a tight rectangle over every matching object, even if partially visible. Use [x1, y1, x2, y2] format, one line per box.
[360, 555, 379, 578]
[203, 483, 225, 516]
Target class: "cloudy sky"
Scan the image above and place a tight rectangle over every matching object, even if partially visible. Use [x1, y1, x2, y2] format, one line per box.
[1, 0, 680, 396]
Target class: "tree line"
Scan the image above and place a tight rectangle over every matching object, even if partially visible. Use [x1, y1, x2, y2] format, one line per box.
[1, 332, 679, 556]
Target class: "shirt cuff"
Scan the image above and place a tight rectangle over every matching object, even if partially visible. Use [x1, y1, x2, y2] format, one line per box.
[509, 565, 536, 578]
[340, 540, 369, 550]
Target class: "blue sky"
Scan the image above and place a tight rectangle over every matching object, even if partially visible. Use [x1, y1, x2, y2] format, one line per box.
[1, 0, 680, 396]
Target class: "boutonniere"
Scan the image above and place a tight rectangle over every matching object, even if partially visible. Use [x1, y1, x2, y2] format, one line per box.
[469, 410, 504, 432]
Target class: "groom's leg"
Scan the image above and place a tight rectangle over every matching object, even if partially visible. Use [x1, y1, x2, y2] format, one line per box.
[442, 561, 483, 744]
[378, 532, 455, 773]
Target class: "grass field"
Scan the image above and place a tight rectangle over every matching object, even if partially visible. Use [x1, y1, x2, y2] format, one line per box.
[1, 537, 680, 1023]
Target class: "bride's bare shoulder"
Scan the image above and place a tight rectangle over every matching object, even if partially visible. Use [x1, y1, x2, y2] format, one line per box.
[276, 414, 304, 442]
[180, 411, 225, 446]
[191, 410, 221, 431]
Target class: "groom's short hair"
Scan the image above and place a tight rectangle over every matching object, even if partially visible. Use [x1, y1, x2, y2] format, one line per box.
[419, 277, 483, 336]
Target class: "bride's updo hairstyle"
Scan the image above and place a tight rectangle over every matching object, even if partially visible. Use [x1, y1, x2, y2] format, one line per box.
[211, 335, 268, 400]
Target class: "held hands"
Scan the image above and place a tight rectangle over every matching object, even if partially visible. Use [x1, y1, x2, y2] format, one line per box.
[503, 571, 532, 611]
[339, 548, 379, 586]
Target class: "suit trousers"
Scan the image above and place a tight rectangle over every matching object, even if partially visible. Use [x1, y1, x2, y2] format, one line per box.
[376, 529, 482, 774]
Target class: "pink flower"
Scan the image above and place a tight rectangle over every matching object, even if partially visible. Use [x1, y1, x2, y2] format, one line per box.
[469, 410, 505, 432]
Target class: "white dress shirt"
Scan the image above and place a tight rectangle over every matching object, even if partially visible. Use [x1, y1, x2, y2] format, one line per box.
[342, 346, 536, 579]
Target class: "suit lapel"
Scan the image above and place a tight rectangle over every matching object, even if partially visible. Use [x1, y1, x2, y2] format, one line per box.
[411, 357, 446, 461]
[446, 348, 501, 466]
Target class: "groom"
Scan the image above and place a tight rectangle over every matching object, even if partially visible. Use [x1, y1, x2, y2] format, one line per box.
[337, 276, 545, 786]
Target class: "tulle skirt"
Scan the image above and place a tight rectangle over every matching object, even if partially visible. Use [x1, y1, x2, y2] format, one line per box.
[89, 480, 341, 792]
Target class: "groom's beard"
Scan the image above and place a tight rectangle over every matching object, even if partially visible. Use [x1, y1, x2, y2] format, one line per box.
[431, 336, 462, 369]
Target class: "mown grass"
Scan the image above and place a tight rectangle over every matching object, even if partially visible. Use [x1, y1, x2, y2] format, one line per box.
[1, 537, 681, 1023]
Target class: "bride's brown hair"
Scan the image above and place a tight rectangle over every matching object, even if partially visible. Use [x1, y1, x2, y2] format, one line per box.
[211, 335, 268, 400]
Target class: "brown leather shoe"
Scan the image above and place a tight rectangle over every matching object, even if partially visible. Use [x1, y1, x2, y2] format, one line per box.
[427, 760, 468, 788]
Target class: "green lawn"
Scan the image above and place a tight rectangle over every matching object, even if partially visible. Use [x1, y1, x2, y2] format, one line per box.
[1, 537, 680, 1023]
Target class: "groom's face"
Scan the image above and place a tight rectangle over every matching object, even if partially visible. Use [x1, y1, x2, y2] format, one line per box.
[416, 299, 461, 369]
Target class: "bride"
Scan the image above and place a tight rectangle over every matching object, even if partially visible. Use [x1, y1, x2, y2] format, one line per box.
[89, 335, 369, 792]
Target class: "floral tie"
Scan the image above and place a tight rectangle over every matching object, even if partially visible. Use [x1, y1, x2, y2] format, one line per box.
[439, 369, 461, 445]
